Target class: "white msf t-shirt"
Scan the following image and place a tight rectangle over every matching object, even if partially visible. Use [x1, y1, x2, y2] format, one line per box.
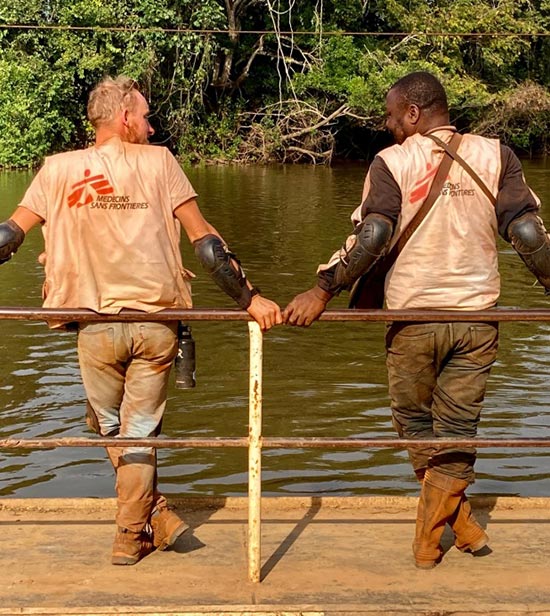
[20, 136, 197, 314]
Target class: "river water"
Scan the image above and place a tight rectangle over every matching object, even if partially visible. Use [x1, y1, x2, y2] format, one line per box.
[1, 160, 550, 499]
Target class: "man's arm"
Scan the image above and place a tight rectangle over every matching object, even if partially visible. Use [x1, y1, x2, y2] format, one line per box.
[174, 198, 282, 331]
[10, 206, 44, 233]
[496, 145, 540, 239]
[283, 157, 399, 327]
[0, 206, 43, 264]
[497, 145, 550, 292]
[508, 213, 550, 292]
[283, 213, 394, 326]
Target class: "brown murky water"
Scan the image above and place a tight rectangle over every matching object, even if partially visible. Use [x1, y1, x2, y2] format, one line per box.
[1, 160, 550, 498]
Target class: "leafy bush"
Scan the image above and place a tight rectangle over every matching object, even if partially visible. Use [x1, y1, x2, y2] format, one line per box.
[1, 0, 550, 166]
[0, 55, 74, 167]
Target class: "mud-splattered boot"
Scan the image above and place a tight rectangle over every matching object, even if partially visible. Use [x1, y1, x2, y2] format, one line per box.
[151, 505, 188, 551]
[413, 469, 469, 569]
[449, 493, 488, 553]
[109, 451, 157, 565]
[111, 527, 154, 565]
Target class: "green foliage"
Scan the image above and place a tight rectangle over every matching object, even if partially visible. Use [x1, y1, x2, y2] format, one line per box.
[175, 106, 244, 164]
[474, 82, 550, 153]
[0, 0, 550, 166]
[0, 54, 73, 167]
[293, 37, 364, 100]
[288, 0, 543, 151]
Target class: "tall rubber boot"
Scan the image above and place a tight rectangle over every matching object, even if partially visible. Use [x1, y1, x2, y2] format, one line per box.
[108, 447, 187, 552]
[107, 447, 156, 530]
[414, 465, 488, 554]
[106, 445, 123, 473]
[413, 468, 469, 569]
[449, 493, 488, 553]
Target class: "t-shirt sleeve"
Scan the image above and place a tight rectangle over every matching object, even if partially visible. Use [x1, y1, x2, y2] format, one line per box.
[165, 149, 198, 211]
[19, 162, 49, 221]
[359, 156, 402, 223]
[496, 144, 540, 241]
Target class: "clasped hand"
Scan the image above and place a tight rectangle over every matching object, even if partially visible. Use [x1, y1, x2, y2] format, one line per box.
[247, 286, 332, 330]
[282, 286, 332, 327]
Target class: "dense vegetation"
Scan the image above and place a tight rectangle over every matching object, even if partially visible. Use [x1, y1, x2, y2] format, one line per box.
[1, 0, 550, 167]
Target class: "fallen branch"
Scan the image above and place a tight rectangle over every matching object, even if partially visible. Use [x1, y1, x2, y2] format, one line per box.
[282, 103, 349, 141]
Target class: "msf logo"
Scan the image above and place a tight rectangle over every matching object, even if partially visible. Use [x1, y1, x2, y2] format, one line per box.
[67, 169, 114, 207]
[409, 163, 438, 204]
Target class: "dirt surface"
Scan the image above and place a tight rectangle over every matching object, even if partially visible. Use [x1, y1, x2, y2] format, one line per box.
[1, 496, 550, 615]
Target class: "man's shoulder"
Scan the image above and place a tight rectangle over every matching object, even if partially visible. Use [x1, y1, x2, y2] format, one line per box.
[124, 142, 172, 160]
[460, 133, 503, 163]
[462, 132, 500, 146]
[43, 147, 90, 166]
[376, 138, 416, 169]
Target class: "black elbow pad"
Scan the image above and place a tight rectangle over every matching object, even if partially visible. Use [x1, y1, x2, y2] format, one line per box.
[194, 234, 253, 309]
[508, 212, 550, 291]
[330, 213, 393, 293]
[0, 220, 25, 264]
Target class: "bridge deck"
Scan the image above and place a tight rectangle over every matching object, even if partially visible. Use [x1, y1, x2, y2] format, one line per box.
[0, 495, 548, 615]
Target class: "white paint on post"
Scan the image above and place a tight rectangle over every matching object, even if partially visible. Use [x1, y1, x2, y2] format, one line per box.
[247, 321, 263, 583]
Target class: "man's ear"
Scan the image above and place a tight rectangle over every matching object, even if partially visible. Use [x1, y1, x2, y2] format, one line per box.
[408, 104, 421, 126]
[121, 108, 130, 127]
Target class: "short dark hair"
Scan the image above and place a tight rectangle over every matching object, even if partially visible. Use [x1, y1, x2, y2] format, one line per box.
[390, 71, 448, 115]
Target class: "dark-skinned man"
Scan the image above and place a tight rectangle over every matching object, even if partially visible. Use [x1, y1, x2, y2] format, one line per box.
[283, 71, 550, 568]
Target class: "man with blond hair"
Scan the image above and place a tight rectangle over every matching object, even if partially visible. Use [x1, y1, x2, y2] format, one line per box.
[0, 75, 282, 565]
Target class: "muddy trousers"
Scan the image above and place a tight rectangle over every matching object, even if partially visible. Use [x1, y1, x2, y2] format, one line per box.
[386, 321, 498, 483]
[78, 321, 178, 532]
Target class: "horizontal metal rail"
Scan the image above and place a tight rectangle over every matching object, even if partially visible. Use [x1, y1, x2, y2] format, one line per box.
[263, 438, 550, 448]
[2, 306, 550, 322]
[1, 437, 550, 449]
[3, 305, 550, 582]
[0, 437, 249, 449]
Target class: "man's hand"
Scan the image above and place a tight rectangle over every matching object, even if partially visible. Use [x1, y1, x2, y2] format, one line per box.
[283, 286, 333, 327]
[247, 295, 283, 331]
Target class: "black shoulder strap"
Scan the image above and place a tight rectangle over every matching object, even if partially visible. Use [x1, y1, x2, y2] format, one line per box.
[425, 133, 497, 206]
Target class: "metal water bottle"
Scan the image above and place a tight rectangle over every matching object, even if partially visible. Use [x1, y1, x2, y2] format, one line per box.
[174, 322, 196, 389]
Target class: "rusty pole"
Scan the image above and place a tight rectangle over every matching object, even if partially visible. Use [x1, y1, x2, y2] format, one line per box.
[247, 321, 263, 583]
[2, 437, 550, 449]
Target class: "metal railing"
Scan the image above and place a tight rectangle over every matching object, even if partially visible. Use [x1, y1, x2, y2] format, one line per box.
[2, 305, 550, 582]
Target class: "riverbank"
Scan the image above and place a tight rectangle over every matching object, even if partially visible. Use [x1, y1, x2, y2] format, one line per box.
[1, 495, 549, 615]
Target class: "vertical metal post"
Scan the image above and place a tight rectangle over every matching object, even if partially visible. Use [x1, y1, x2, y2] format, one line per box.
[248, 321, 263, 583]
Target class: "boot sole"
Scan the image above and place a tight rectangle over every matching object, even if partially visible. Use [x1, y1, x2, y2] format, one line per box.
[112, 554, 139, 566]
[156, 522, 188, 551]
[415, 560, 438, 570]
[458, 537, 489, 553]
[456, 531, 489, 553]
